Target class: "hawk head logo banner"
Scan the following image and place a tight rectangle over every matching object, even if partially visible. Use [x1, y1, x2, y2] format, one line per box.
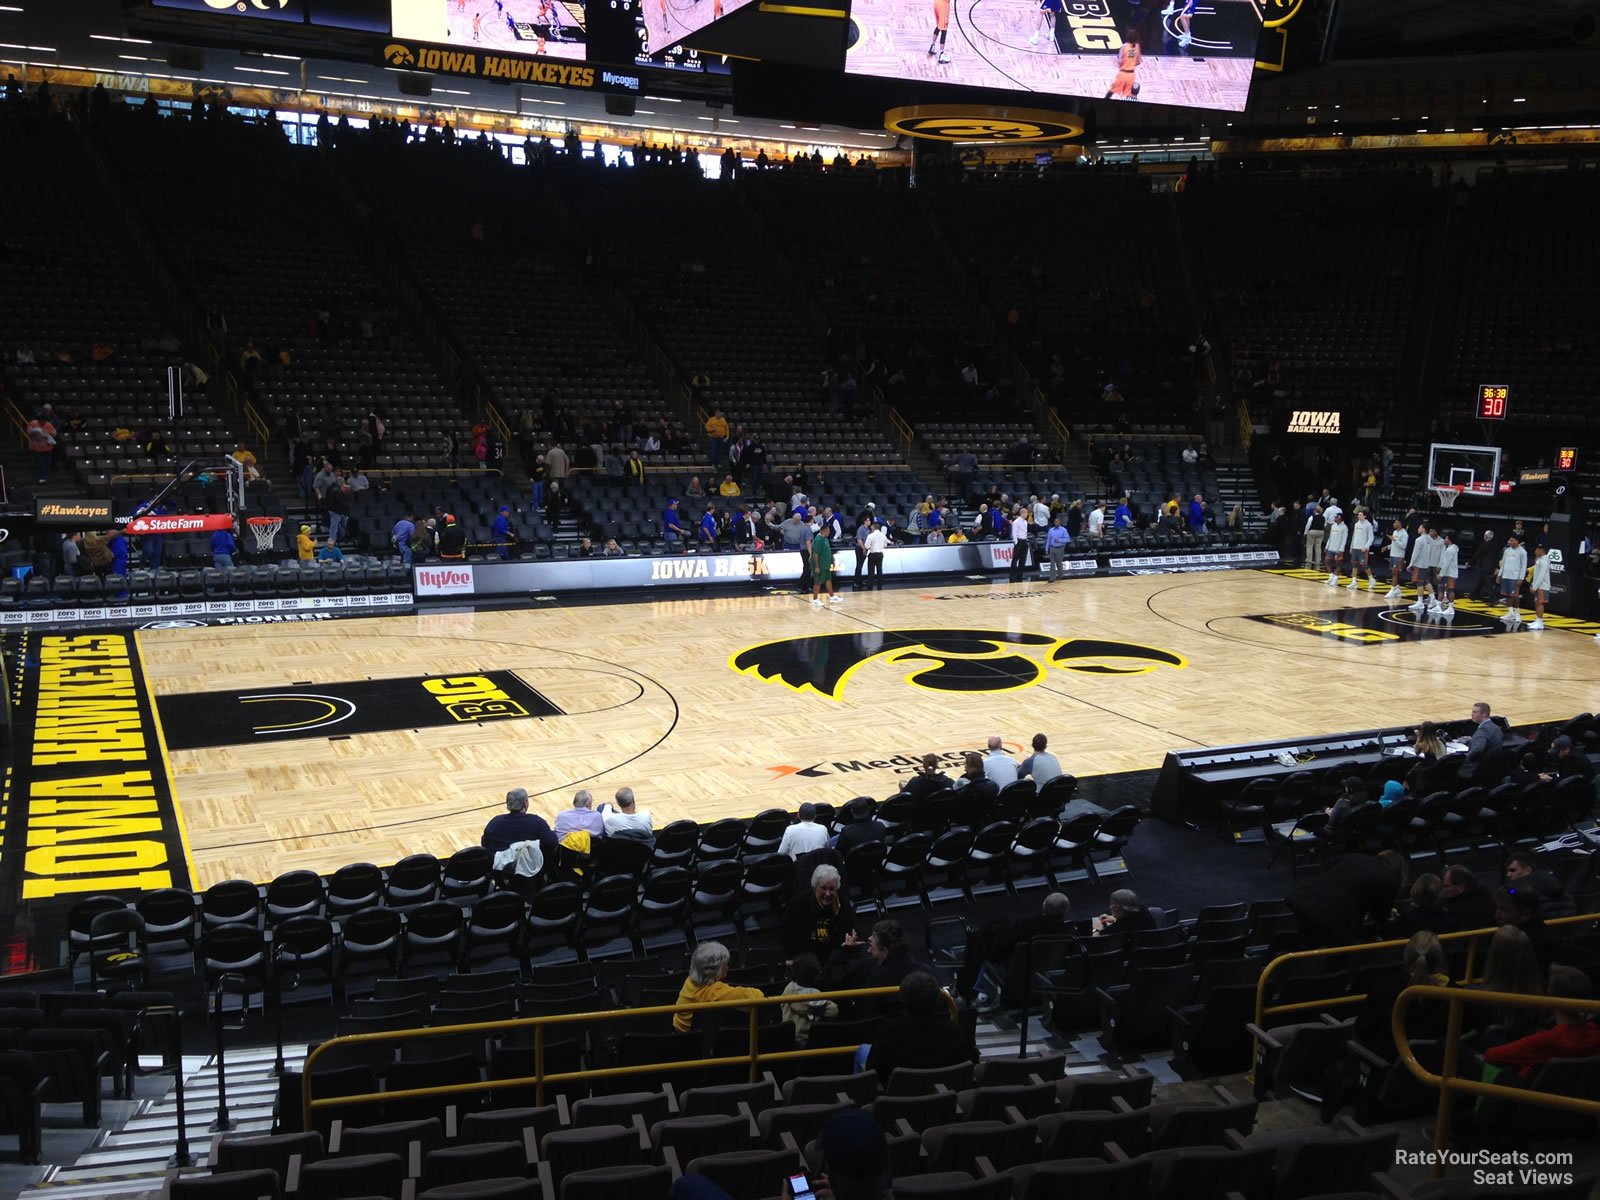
[729, 628, 1184, 699]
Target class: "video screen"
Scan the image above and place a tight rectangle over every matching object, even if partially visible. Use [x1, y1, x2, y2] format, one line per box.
[151, 0, 306, 21]
[391, 0, 587, 60]
[845, 0, 1261, 112]
[635, 0, 753, 62]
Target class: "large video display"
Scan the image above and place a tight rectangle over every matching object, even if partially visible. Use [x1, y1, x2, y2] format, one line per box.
[845, 0, 1261, 112]
[392, 0, 587, 61]
[634, 0, 752, 63]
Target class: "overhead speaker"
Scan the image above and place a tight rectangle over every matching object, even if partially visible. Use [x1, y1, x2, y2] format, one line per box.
[167, 46, 204, 70]
[397, 72, 432, 97]
[605, 94, 635, 117]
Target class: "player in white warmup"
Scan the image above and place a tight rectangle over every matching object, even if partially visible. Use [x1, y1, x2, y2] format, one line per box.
[1526, 544, 1551, 631]
[1435, 530, 1460, 617]
[1497, 534, 1528, 625]
[1347, 509, 1376, 589]
[1324, 512, 1349, 586]
[1383, 518, 1410, 599]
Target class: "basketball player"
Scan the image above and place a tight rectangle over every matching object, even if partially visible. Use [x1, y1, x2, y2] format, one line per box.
[1435, 530, 1459, 617]
[1527, 545, 1550, 630]
[1105, 30, 1140, 99]
[1347, 508, 1376, 589]
[472, 9, 482, 39]
[929, 0, 951, 64]
[1497, 533, 1527, 625]
[1175, 0, 1196, 47]
[1031, 0, 1062, 48]
[1323, 512, 1348, 587]
[1407, 524, 1441, 612]
[1383, 518, 1410, 600]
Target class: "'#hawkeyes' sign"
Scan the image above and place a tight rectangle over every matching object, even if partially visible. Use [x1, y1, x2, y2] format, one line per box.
[730, 628, 1184, 700]
[884, 105, 1085, 143]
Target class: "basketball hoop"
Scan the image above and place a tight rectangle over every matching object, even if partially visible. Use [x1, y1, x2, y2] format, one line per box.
[246, 515, 283, 551]
[1431, 485, 1463, 510]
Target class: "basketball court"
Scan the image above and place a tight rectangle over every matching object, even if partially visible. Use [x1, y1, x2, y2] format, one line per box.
[29, 566, 1576, 892]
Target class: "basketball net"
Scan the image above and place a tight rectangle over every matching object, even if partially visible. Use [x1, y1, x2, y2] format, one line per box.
[247, 515, 282, 550]
[1431, 484, 1462, 509]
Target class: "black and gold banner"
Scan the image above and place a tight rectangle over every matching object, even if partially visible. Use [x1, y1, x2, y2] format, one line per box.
[157, 671, 562, 750]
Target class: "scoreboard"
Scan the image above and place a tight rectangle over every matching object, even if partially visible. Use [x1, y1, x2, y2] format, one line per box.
[1476, 384, 1510, 421]
[1557, 446, 1578, 473]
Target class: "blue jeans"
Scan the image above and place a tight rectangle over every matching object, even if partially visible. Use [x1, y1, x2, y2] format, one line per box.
[33, 451, 51, 482]
[400, 543, 413, 567]
[213, 554, 235, 571]
[532, 481, 545, 510]
[708, 437, 725, 468]
[328, 512, 347, 542]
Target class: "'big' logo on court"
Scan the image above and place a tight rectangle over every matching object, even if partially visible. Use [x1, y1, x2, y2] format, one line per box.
[729, 628, 1185, 700]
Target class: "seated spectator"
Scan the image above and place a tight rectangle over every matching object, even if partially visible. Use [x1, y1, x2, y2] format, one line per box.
[864, 971, 976, 1080]
[981, 735, 1018, 786]
[960, 891, 1072, 1004]
[1469, 924, 1547, 1044]
[832, 797, 888, 855]
[598, 786, 654, 845]
[778, 803, 830, 859]
[824, 919, 928, 996]
[1387, 872, 1456, 937]
[1413, 721, 1447, 760]
[553, 789, 606, 839]
[1504, 850, 1577, 919]
[1092, 888, 1155, 937]
[1541, 735, 1595, 785]
[783, 864, 851, 962]
[1288, 850, 1409, 948]
[480, 787, 557, 856]
[1493, 886, 1583, 973]
[902, 754, 952, 799]
[1324, 776, 1369, 832]
[1481, 965, 1600, 1082]
[1442, 864, 1497, 930]
[672, 940, 765, 1033]
[952, 751, 998, 804]
[1018, 733, 1061, 790]
[780, 953, 838, 1046]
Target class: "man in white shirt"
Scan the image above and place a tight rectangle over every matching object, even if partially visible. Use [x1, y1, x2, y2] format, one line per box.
[1181, 445, 1198, 464]
[777, 803, 830, 859]
[982, 735, 1019, 787]
[1018, 733, 1062, 791]
[1408, 525, 1444, 613]
[1031, 495, 1050, 530]
[1009, 508, 1031, 582]
[863, 522, 889, 590]
[1497, 534, 1528, 625]
[1384, 519, 1411, 599]
[1347, 509, 1376, 589]
[1323, 513, 1349, 586]
[598, 786, 654, 844]
[1322, 498, 1343, 526]
[1087, 503, 1106, 538]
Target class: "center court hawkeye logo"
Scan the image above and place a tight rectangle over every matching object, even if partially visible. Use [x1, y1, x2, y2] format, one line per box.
[1285, 410, 1342, 435]
[730, 628, 1185, 700]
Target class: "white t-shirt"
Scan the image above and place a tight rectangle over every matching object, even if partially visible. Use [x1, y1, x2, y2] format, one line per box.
[1388, 528, 1410, 561]
[1322, 503, 1343, 525]
[1031, 501, 1049, 528]
[777, 821, 830, 860]
[1437, 543, 1460, 580]
[1011, 516, 1029, 542]
[865, 528, 888, 554]
[1087, 509, 1105, 536]
[1530, 556, 1551, 592]
[1351, 519, 1374, 552]
[1498, 545, 1528, 581]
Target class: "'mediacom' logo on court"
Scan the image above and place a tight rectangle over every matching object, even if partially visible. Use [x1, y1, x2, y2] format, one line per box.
[729, 628, 1185, 700]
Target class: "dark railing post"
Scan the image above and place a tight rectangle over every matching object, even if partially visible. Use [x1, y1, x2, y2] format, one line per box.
[210, 978, 240, 1133]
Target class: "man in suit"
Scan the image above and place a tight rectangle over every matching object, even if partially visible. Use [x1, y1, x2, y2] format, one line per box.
[1462, 701, 1504, 777]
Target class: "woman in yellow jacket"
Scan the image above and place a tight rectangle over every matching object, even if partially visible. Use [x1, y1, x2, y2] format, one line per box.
[673, 941, 765, 1032]
[296, 524, 316, 561]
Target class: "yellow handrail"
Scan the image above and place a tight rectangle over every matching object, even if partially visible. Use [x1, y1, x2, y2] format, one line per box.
[1393, 985, 1600, 1178]
[1046, 409, 1072, 461]
[1252, 910, 1600, 1043]
[484, 403, 513, 447]
[4, 398, 29, 448]
[302, 984, 958, 1128]
[887, 407, 914, 457]
[1236, 397, 1253, 453]
[242, 399, 271, 449]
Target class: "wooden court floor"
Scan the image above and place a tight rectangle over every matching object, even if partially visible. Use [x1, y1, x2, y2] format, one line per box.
[133, 569, 1600, 887]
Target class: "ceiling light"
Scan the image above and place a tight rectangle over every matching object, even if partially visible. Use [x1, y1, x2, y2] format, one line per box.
[1512, 97, 1525, 103]
[236, 66, 288, 76]
[0, 5, 25, 11]
[437, 87, 470, 95]
[91, 33, 151, 43]
[118, 54, 150, 61]
[262, 53, 300, 60]
[0, 41, 52, 51]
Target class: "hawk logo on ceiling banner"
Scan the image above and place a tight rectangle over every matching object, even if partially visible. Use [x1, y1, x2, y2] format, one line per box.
[729, 628, 1185, 700]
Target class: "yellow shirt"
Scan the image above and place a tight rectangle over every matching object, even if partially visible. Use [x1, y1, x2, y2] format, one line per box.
[719, 480, 741, 497]
[946, 531, 968, 543]
[672, 977, 764, 1033]
[705, 415, 729, 439]
[297, 533, 315, 560]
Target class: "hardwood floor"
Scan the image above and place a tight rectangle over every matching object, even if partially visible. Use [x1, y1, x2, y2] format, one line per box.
[133, 568, 1596, 886]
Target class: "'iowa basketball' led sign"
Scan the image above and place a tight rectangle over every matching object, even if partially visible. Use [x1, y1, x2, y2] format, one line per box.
[1476, 384, 1510, 421]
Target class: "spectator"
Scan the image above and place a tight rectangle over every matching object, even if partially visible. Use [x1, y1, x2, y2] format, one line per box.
[436, 514, 466, 559]
[1087, 502, 1106, 539]
[953, 751, 998, 803]
[316, 537, 343, 562]
[863, 970, 975, 1080]
[671, 940, 764, 1033]
[392, 511, 416, 566]
[780, 954, 838, 1046]
[1324, 776, 1369, 834]
[825, 918, 928, 996]
[60, 532, 83, 576]
[1114, 497, 1134, 529]
[26, 412, 56, 483]
[812, 1110, 893, 1200]
[960, 891, 1072, 1004]
[1480, 965, 1600, 1082]
[296, 524, 316, 561]
[662, 498, 687, 551]
[210, 525, 238, 571]
[832, 797, 888, 855]
[1540, 735, 1594, 785]
[598, 787, 654, 845]
[1462, 701, 1503, 775]
[1188, 493, 1207, 531]
[544, 441, 570, 483]
[1504, 850, 1577, 919]
[778, 803, 830, 859]
[1018, 733, 1061, 790]
[1287, 850, 1408, 947]
[1413, 721, 1447, 760]
[553, 789, 606, 838]
[982, 735, 1018, 786]
[1043, 516, 1071, 581]
[1387, 873, 1456, 937]
[1470, 924, 1548, 1043]
[718, 474, 740, 497]
[481, 787, 557, 856]
[491, 506, 514, 559]
[1092, 888, 1155, 936]
[902, 753, 952, 799]
[705, 408, 729, 468]
[1493, 887, 1574, 973]
[783, 864, 851, 962]
[1442, 864, 1497, 930]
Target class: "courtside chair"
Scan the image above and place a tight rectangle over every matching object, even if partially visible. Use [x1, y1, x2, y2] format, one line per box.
[326, 864, 385, 919]
[265, 871, 327, 926]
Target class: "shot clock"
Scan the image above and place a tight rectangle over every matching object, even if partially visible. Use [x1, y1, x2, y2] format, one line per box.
[1557, 446, 1578, 473]
[1476, 384, 1510, 421]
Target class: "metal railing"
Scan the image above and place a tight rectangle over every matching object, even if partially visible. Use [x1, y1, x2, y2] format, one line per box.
[1046, 409, 1072, 461]
[242, 398, 271, 448]
[302, 985, 957, 1128]
[1252, 909, 1600, 1040]
[1393, 986, 1600, 1178]
[887, 407, 915, 458]
[5, 397, 29, 449]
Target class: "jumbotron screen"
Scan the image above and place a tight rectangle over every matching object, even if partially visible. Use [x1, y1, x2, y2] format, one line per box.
[391, 0, 588, 61]
[844, 0, 1261, 111]
[634, 0, 754, 63]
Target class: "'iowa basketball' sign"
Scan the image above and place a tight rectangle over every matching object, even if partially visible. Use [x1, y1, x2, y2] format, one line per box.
[730, 628, 1184, 699]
